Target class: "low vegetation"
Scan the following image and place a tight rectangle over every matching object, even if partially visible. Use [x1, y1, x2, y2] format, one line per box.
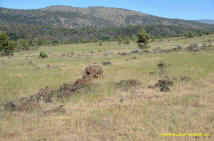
[0, 33, 15, 56]
[0, 35, 213, 140]
[137, 28, 150, 49]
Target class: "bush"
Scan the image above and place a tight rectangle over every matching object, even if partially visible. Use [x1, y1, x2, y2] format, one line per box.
[0, 33, 15, 56]
[184, 31, 194, 38]
[98, 41, 103, 46]
[39, 51, 48, 58]
[117, 36, 122, 45]
[137, 28, 150, 49]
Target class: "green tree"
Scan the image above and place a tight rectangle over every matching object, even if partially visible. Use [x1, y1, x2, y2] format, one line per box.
[137, 28, 150, 49]
[0, 33, 15, 56]
[117, 36, 122, 45]
[184, 31, 194, 38]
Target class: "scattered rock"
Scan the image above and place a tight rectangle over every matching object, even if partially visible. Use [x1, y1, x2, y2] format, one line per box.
[131, 49, 140, 54]
[102, 61, 111, 66]
[161, 49, 171, 53]
[37, 86, 53, 97]
[186, 43, 200, 52]
[4, 65, 104, 112]
[71, 77, 93, 93]
[116, 79, 141, 91]
[171, 45, 183, 51]
[155, 80, 173, 87]
[119, 52, 128, 56]
[18, 101, 40, 111]
[155, 80, 173, 92]
[83, 65, 103, 79]
[4, 102, 17, 112]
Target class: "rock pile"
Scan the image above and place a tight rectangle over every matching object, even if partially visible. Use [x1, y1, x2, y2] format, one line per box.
[3, 65, 104, 112]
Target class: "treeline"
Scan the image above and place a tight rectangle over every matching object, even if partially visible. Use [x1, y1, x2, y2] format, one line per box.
[0, 23, 213, 45]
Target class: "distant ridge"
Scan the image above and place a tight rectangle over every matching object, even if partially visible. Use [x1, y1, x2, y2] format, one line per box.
[196, 19, 214, 25]
[0, 5, 213, 29]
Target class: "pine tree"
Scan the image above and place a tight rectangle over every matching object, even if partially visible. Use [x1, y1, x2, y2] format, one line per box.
[0, 33, 15, 56]
[137, 28, 150, 49]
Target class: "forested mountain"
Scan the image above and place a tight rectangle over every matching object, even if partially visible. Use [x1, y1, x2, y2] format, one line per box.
[0, 6, 214, 44]
[0, 6, 213, 29]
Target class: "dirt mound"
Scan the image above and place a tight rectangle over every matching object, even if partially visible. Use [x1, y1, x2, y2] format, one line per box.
[116, 79, 142, 91]
[83, 65, 103, 79]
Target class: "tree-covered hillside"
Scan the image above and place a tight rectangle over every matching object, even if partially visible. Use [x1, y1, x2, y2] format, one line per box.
[0, 23, 213, 44]
[0, 6, 214, 29]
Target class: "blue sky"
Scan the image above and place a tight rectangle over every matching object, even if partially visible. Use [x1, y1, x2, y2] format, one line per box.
[0, 0, 213, 20]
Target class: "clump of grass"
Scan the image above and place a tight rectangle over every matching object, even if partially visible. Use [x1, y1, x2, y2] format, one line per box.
[39, 51, 48, 58]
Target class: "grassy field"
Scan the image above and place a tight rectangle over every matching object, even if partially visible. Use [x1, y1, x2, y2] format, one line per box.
[0, 35, 214, 141]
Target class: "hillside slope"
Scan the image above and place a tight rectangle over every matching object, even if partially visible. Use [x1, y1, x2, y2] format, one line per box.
[0, 6, 213, 29]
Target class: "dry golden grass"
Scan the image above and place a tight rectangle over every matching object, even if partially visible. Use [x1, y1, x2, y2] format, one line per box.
[0, 35, 214, 141]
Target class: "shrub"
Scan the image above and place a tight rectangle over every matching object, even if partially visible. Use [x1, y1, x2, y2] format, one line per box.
[184, 31, 194, 38]
[0, 33, 15, 56]
[39, 51, 48, 58]
[98, 41, 103, 46]
[117, 36, 122, 45]
[137, 28, 150, 49]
